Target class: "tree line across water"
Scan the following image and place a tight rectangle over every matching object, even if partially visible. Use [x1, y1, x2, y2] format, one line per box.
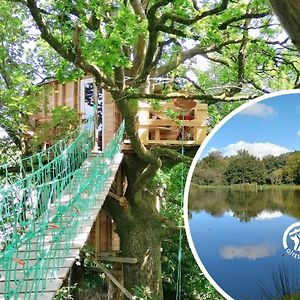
[193, 150, 300, 186]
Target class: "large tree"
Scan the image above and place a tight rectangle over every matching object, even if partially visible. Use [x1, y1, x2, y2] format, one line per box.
[224, 150, 267, 185]
[0, 0, 42, 156]
[6, 0, 300, 298]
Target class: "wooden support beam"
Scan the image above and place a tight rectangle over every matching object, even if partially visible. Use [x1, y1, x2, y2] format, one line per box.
[139, 119, 206, 127]
[108, 191, 122, 202]
[62, 83, 66, 106]
[54, 81, 59, 107]
[108, 191, 128, 208]
[99, 256, 138, 264]
[95, 214, 101, 258]
[98, 250, 122, 256]
[86, 264, 135, 300]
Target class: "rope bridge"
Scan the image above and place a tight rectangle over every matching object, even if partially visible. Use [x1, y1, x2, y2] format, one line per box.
[0, 118, 125, 299]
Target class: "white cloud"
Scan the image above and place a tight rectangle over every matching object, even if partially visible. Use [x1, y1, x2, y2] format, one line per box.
[216, 141, 290, 159]
[240, 103, 277, 118]
[297, 131, 300, 137]
[255, 210, 282, 221]
[220, 244, 276, 260]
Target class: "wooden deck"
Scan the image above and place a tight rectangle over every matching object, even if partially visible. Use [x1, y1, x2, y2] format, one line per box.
[0, 153, 123, 300]
[134, 102, 207, 148]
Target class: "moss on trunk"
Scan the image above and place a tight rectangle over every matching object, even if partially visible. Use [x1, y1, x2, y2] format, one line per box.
[103, 154, 165, 299]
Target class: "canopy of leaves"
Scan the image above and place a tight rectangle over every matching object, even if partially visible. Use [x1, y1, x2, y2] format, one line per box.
[224, 150, 267, 184]
[0, 0, 42, 152]
[10, 0, 299, 102]
[193, 151, 300, 186]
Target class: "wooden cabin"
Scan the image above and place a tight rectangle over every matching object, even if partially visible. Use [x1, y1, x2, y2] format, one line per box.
[34, 77, 208, 150]
[33, 75, 208, 263]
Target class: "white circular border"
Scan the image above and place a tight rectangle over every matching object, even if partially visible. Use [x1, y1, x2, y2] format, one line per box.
[282, 222, 300, 250]
[183, 89, 300, 300]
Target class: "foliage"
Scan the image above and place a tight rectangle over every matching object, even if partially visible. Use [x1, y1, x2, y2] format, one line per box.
[2, 0, 300, 297]
[29, 106, 79, 150]
[224, 150, 267, 185]
[54, 284, 78, 300]
[284, 152, 300, 185]
[262, 154, 289, 184]
[193, 151, 227, 185]
[0, 137, 21, 165]
[158, 164, 223, 300]
[193, 151, 300, 186]
[0, 0, 42, 153]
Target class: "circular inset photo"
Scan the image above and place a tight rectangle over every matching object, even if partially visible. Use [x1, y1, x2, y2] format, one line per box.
[184, 91, 300, 300]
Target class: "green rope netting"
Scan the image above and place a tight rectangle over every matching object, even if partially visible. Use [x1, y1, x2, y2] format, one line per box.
[0, 118, 125, 299]
[0, 119, 94, 185]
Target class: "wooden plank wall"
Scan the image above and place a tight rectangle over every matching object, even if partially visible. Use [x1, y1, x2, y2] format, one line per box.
[35, 80, 80, 123]
[34, 79, 118, 144]
[88, 212, 120, 253]
[137, 102, 208, 146]
[103, 90, 116, 146]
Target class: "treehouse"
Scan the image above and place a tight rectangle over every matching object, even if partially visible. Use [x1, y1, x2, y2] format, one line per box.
[34, 76, 208, 151]
[31, 76, 208, 297]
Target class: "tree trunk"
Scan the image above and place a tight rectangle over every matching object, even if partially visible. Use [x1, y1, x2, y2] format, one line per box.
[117, 205, 163, 299]
[104, 155, 164, 300]
[268, 0, 300, 51]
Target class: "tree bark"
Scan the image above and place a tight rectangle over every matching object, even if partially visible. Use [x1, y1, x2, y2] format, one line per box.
[117, 205, 163, 299]
[104, 155, 164, 299]
[268, 0, 300, 51]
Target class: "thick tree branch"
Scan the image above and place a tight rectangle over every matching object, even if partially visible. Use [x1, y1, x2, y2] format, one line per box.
[160, 0, 229, 25]
[268, 0, 300, 51]
[147, 0, 173, 18]
[151, 146, 192, 165]
[132, 157, 162, 195]
[218, 12, 269, 30]
[154, 39, 242, 77]
[25, 0, 115, 89]
[130, 0, 146, 19]
[114, 94, 158, 165]
[127, 91, 258, 103]
[133, 0, 173, 82]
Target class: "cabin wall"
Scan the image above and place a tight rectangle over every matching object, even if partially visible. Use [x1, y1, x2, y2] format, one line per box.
[34, 79, 118, 147]
[88, 212, 120, 253]
[103, 91, 117, 146]
[35, 81, 81, 124]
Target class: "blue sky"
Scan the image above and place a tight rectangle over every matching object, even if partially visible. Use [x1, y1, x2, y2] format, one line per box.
[201, 93, 300, 159]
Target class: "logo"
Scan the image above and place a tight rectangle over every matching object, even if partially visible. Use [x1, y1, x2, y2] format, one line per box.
[283, 222, 300, 260]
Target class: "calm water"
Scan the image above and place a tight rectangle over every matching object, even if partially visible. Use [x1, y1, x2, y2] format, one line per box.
[188, 186, 300, 300]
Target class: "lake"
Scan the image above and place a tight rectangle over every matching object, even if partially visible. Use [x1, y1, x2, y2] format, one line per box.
[188, 185, 300, 300]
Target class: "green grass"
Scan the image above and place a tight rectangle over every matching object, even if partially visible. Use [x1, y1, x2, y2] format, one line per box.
[190, 183, 300, 190]
[282, 293, 300, 300]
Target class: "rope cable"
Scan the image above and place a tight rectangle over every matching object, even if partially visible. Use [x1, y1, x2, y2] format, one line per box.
[176, 110, 185, 300]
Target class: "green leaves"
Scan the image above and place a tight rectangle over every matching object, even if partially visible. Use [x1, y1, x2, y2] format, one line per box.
[30, 106, 79, 151]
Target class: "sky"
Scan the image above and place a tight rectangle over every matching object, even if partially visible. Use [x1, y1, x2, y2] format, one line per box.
[201, 93, 300, 159]
[0, 128, 8, 139]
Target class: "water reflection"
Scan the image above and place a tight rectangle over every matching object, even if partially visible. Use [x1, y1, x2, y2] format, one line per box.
[220, 244, 276, 261]
[188, 185, 300, 222]
[188, 186, 300, 299]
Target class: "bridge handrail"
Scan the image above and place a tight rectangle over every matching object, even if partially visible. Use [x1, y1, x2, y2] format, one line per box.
[0, 117, 94, 186]
[0, 121, 125, 299]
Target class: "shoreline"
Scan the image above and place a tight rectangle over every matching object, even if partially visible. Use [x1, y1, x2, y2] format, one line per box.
[190, 182, 300, 190]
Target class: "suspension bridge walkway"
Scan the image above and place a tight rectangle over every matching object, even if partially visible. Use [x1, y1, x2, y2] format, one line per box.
[0, 118, 125, 299]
